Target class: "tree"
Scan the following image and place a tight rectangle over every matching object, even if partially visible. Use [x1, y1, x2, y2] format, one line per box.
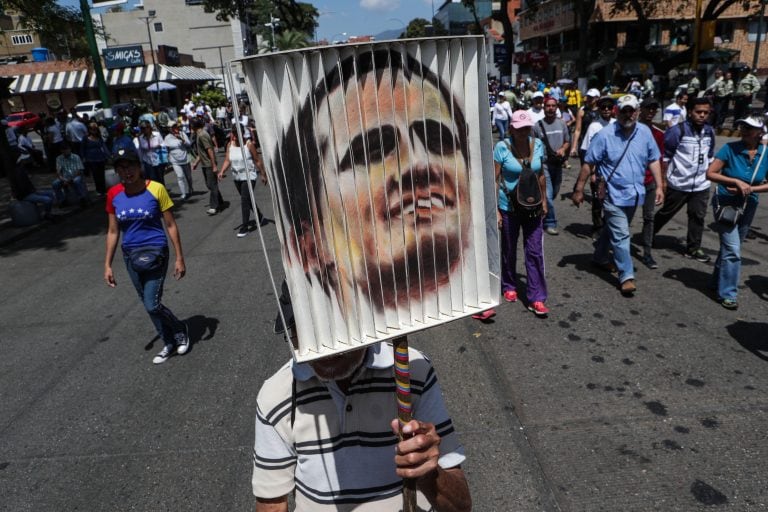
[459, 0, 484, 35]
[0, 0, 96, 60]
[402, 18, 448, 38]
[202, 0, 318, 52]
[274, 29, 311, 51]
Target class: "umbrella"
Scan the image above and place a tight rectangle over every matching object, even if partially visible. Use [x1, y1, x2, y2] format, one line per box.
[556, 78, 574, 86]
[146, 81, 176, 92]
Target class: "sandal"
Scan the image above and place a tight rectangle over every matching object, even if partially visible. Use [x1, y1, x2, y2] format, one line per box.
[472, 309, 496, 320]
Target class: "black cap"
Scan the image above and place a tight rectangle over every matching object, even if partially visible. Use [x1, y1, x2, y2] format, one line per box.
[273, 280, 295, 334]
[596, 96, 615, 107]
[640, 97, 660, 109]
[111, 146, 141, 164]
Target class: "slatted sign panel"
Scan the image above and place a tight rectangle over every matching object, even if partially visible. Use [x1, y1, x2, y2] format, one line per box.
[237, 37, 499, 362]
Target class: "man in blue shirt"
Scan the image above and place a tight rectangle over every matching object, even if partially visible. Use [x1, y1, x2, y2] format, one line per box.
[572, 95, 664, 295]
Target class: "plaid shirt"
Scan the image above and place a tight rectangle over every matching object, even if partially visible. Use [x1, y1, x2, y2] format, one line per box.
[56, 153, 84, 180]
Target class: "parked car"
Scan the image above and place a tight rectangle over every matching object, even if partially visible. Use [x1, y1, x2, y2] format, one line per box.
[5, 111, 40, 130]
[74, 100, 104, 121]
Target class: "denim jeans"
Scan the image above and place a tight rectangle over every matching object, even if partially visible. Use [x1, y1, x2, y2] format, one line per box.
[494, 119, 508, 140]
[594, 199, 637, 284]
[711, 196, 757, 301]
[543, 164, 563, 229]
[23, 189, 55, 214]
[653, 187, 709, 253]
[122, 245, 184, 345]
[52, 176, 87, 202]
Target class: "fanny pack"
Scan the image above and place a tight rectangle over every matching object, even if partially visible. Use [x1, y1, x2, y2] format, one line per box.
[127, 245, 166, 272]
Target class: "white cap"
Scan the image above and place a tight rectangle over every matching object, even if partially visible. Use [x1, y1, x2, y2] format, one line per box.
[735, 117, 765, 130]
[617, 94, 640, 110]
[586, 88, 600, 98]
[532, 91, 544, 99]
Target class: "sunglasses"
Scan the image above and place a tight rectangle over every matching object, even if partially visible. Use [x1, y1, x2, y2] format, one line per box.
[620, 108, 637, 114]
[599, 105, 614, 110]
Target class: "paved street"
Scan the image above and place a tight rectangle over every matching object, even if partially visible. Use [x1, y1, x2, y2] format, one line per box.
[1, 140, 767, 512]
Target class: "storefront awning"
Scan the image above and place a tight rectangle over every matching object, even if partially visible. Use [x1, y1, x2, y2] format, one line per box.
[162, 65, 217, 81]
[10, 69, 90, 94]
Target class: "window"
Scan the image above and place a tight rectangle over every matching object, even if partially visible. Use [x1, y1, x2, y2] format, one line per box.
[715, 21, 734, 43]
[154, 22, 164, 32]
[11, 34, 33, 45]
[747, 20, 767, 42]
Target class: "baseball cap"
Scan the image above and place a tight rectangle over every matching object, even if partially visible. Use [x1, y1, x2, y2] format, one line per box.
[532, 91, 544, 99]
[510, 110, 534, 129]
[111, 146, 141, 164]
[617, 94, 640, 110]
[640, 97, 660, 109]
[273, 280, 295, 334]
[596, 96, 615, 108]
[735, 117, 765, 130]
[586, 88, 601, 98]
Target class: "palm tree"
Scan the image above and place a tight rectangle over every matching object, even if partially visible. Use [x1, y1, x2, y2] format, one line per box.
[275, 29, 311, 51]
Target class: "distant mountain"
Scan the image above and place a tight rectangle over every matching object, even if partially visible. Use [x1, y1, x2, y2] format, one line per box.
[374, 28, 404, 41]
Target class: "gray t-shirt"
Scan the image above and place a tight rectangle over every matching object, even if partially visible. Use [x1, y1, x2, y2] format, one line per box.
[533, 117, 570, 163]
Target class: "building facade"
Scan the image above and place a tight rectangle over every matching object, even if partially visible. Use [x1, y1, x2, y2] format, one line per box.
[518, 0, 767, 85]
[97, 0, 237, 77]
[0, 10, 42, 64]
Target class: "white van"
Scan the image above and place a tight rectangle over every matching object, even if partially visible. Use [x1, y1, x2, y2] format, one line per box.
[74, 100, 104, 121]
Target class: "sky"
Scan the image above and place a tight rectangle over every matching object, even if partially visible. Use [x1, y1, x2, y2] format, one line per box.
[60, 0, 436, 41]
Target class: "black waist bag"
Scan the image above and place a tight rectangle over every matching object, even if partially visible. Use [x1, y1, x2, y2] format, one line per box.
[128, 245, 166, 273]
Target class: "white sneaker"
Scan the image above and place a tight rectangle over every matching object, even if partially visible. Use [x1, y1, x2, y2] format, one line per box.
[206, 208, 217, 215]
[175, 323, 190, 355]
[153, 344, 173, 364]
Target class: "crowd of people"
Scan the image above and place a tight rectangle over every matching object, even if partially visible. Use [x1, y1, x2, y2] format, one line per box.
[478, 68, 767, 321]
[7, 96, 269, 234]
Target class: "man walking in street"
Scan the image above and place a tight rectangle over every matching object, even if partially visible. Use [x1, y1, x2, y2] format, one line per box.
[572, 95, 664, 296]
[653, 97, 716, 263]
[637, 97, 665, 269]
[733, 68, 761, 122]
[533, 96, 571, 235]
[663, 91, 688, 128]
[527, 91, 546, 122]
[252, 289, 471, 512]
[708, 69, 733, 130]
[192, 118, 223, 215]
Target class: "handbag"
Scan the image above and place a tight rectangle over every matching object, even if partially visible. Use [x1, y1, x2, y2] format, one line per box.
[128, 245, 166, 272]
[595, 128, 637, 201]
[714, 146, 766, 227]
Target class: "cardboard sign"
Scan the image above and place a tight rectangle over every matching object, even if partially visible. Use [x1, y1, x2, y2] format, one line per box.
[236, 37, 499, 361]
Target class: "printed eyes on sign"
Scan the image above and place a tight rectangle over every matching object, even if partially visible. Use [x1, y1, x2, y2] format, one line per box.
[337, 120, 459, 173]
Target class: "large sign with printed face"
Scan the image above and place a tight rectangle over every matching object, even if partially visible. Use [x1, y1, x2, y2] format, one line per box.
[102, 45, 144, 70]
[237, 37, 499, 362]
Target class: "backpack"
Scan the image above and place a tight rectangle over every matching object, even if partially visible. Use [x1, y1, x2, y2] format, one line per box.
[502, 139, 543, 220]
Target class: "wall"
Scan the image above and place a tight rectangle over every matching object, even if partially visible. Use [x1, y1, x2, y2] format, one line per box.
[99, 0, 235, 75]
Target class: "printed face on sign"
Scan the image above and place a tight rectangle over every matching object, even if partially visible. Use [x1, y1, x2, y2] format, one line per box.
[313, 63, 471, 311]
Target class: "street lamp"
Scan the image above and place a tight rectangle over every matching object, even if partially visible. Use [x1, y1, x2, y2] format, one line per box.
[265, 13, 280, 52]
[138, 10, 161, 106]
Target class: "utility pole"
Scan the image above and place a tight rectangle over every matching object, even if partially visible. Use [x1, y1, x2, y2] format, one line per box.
[753, 0, 767, 70]
[266, 14, 280, 52]
[139, 11, 161, 106]
[80, 0, 111, 116]
[691, 0, 703, 71]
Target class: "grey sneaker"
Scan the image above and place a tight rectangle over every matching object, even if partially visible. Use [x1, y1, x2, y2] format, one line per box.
[175, 323, 190, 355]
[153, 344, 173, 364]
[686, 248, 711, 263]
[641, 254, 658, 269]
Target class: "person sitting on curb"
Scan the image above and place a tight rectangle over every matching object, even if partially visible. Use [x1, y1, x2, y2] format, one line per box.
[53, 144, 89, 207]
[9, 153, 56, 222]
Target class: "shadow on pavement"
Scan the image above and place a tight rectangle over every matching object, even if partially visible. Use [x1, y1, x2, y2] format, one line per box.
[726, 321, 768, 362]
[744, 274, 768, 301]
[0, 203, 107, 256]
[661, 267, 714, 300]
[556, 252, 618, 288]
[563, 222, 593, 239]
[142, 315, 220, 353]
